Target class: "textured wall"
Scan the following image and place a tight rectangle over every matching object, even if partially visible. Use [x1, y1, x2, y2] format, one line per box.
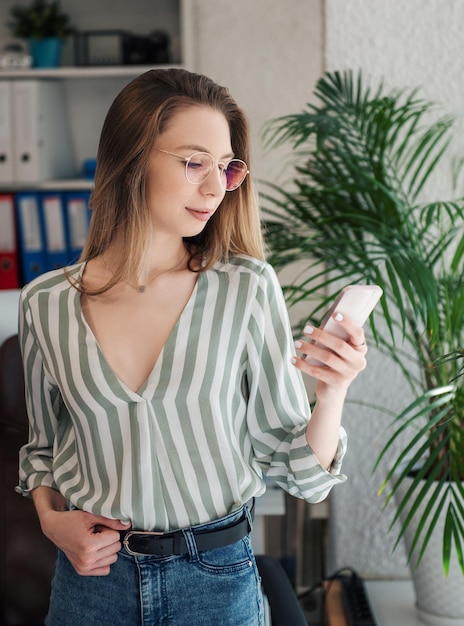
[325, 0, 464, 578]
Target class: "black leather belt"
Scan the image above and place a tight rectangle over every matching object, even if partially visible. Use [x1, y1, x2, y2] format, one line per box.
[121, 502, 254, 557]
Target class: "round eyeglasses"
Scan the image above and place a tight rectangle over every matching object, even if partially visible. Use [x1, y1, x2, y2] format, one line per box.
[155, 148, 249, 191]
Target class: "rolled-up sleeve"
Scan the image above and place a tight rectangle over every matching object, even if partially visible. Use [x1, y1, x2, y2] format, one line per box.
[245, 264, 347, 503]
[16, 289, 61, 497]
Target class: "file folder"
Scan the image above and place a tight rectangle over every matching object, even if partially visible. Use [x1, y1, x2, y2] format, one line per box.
[0, 194, 19, 289]
[15, 192, 46, 284]
[63, 191, 91, 264]
[0, 81, 14, 184]
[40, 192, 69, 271]
[12, 80, 75, 183]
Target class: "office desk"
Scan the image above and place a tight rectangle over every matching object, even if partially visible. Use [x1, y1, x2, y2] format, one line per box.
[368, 579, 464, 626]
[365, 580, 422, 625]
[326, 579, 431, 626]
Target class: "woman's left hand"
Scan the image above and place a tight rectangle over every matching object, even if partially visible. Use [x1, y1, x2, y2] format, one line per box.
[292, 312, 369, 469]
[292, 312, 368, 393]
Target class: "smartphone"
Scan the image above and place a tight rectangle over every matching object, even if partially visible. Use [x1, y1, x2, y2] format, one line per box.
[303, 284, 383, 364]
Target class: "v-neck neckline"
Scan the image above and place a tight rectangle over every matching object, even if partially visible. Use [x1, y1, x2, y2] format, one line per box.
[76, 262, 203, 399]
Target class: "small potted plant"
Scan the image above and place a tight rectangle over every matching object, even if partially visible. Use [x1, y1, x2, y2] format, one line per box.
[7, 0, 76, 67]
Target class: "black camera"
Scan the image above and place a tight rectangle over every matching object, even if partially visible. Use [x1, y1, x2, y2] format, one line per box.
[74, 30, 171, 66]
[123, 31, 170, 65]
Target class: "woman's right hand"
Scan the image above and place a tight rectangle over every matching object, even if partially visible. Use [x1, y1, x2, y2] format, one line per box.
[32, 486, 131, 576]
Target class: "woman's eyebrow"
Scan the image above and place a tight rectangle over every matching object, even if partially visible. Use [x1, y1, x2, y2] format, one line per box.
[177, 144, 235, 160]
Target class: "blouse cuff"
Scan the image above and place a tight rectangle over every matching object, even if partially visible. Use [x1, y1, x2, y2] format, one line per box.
[15, 472, 58, 498]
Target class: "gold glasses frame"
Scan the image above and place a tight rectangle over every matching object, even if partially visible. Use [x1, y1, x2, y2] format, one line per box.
[155, 148, 249, 191]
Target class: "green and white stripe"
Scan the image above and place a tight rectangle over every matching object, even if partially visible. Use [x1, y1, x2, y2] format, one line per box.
[17, 256, 347, 531]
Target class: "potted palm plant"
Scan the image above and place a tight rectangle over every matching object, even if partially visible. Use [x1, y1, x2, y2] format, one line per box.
[7, 0, 76, 67]
[261, 70, 464, 624]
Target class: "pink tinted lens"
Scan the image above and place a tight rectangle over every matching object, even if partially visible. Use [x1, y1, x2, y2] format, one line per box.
[224, 160, 248, 190]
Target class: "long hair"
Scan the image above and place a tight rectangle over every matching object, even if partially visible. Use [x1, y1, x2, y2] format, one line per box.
[79, 68, 265, 293]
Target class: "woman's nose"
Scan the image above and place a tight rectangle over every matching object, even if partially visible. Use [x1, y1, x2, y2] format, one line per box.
[200, 166, 227, 196]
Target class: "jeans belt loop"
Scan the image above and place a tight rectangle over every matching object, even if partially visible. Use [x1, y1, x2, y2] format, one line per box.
[244, 498, 254, 532]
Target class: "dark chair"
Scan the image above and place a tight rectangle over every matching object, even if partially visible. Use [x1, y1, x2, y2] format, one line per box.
[0, 335, 56, 625]
[256, 554, 307, 626]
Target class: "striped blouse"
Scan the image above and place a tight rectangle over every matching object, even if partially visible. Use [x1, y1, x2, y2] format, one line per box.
[17, 255, 347, 532]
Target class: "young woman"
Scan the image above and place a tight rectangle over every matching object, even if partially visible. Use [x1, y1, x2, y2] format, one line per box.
[17, 68, 368, 625]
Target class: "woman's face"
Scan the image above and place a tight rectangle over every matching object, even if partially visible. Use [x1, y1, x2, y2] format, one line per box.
[145, 105, 232, 240]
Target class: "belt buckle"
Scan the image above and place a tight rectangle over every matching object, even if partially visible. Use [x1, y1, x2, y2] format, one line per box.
[122, 530, 165, 556]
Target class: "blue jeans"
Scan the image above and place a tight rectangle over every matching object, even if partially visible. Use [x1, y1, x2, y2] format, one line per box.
[45, 505, 264, 625]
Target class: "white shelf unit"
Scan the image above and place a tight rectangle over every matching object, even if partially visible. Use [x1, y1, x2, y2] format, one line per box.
[0, 63, 186, 190]
[0, 64, 183, 80]
[0, 0, 191, 190]
[0, 178, 94, 191]
[0, 63, 188, 190]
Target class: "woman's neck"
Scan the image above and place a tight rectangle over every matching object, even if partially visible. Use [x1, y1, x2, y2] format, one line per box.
[103, 240, 189, 293]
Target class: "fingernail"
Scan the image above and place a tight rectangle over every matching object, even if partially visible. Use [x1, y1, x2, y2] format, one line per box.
[291, 357, 297, 365]
[334, 313, 344, 321]
[304, 325, 314, 335]
[294, 340, 303, 349]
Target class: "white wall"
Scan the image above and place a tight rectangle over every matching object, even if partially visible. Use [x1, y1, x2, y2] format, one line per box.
[324, 0, 464, 578]
[185, 0, 323, 187]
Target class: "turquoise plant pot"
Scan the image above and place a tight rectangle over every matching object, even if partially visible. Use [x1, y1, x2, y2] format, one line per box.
[28, 38, 62, 68]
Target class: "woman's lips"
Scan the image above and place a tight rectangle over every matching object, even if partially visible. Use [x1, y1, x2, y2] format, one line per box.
[186, 208, 212, 222]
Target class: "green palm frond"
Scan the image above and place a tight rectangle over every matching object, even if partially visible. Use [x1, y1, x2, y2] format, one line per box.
[261, 69, 464, 574]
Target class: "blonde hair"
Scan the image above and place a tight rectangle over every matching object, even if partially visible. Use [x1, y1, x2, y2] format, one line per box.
[79, 68, 265, 293]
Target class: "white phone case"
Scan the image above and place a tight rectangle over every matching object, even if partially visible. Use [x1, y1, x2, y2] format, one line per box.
[303, 284, 383, 364]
